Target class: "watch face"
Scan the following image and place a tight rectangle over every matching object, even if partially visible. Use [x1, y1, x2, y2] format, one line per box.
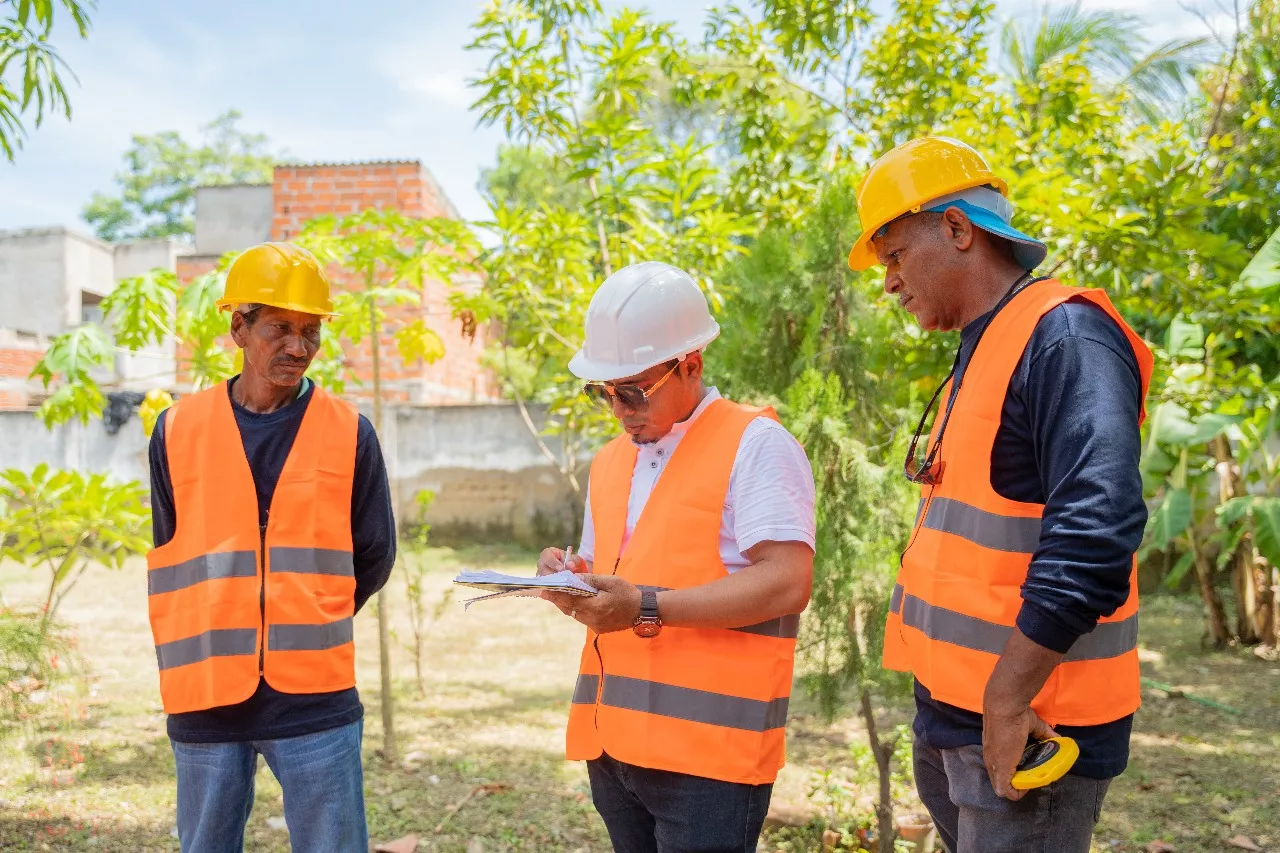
[633, 621, 662, 639]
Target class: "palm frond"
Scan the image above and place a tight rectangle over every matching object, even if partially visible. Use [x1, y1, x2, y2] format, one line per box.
[1034, 2, 1141, 78]
[1125, 36, 1215, 120]
[1002, 1, 1217, 123]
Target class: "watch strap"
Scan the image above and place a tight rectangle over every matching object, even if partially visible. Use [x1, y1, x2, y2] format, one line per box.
[640, 589, 660, 621]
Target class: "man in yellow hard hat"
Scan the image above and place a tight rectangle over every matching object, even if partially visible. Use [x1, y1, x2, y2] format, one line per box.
[850, 138, 1153, 853]
[146, 242, 395, 852]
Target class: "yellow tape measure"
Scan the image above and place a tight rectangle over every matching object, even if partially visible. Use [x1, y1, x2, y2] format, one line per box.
[1010, 736, 1079, 790]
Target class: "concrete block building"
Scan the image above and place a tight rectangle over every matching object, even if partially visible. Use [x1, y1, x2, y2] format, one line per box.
[0, 159, 497, 409]
[0, 228, 180, 408]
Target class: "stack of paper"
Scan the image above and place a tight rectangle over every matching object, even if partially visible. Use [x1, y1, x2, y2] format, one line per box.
[453, 569, 598, 609]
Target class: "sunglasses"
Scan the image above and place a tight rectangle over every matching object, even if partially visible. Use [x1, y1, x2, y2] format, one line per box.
[584, 361, 680, 412]
[904, 372, 950, 486]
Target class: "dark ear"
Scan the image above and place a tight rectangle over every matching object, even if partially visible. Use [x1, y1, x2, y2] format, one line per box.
[941, 206, 977, 251]
[229, 310, 250, 348]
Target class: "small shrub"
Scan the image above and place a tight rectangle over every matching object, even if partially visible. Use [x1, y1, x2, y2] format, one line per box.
[400, 490, 454, 695]
[0, 607, 78, 724]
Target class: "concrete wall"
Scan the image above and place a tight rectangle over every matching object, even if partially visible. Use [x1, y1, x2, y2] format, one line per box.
[194, 185, 273, 256]
[385, 403, 582, 544]
[0, 405, 152, 481]
[0, 402, 584, 547]
[112, 239, 182, 390]
[0, 227, 113, 338]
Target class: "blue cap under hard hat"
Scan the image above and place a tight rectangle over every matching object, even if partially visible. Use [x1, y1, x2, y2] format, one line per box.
[878, 186, 1048, 271]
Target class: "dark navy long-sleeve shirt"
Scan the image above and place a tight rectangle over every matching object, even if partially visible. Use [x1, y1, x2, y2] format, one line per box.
[913, 296, 1147, 779]
[149, 378, 397, 744]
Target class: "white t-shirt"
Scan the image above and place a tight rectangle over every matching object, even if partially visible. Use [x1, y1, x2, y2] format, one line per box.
[578, 388, 816, 572]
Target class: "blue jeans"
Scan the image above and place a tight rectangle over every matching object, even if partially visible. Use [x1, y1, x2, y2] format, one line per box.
[170, 719, 368, 853]
[587, 752, 773, 853]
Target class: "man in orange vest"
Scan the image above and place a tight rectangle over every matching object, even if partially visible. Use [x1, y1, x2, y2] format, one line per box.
[848, 138, 1153, 853]
[146, 243, 395, 853]
[538, 261, 817, 853]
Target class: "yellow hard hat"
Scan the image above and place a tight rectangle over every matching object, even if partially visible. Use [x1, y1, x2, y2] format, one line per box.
[847, 137, 1010, 271]
[216, 242, 335, 317]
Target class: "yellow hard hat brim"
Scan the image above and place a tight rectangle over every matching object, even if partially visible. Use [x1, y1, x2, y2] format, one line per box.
[848, 231, 879, 271]
[215, 298, 336, 319]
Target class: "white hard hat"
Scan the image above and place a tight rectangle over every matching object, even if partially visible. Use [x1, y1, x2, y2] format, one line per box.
[569, 262, 720, 382]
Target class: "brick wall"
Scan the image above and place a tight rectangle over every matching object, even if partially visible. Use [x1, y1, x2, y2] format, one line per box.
[268, 162, 496, 404]
[172, 256, 221, 388]
[0, 335, 46, 409]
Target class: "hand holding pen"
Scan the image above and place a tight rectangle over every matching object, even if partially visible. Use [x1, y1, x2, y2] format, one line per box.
[536, 544, 586, 576]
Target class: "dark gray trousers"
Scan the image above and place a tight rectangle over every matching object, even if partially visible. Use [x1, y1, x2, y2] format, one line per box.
[913, 740, 1111, 853]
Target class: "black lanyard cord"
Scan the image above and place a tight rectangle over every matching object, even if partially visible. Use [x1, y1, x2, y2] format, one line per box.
[906, 271, 1046, 481]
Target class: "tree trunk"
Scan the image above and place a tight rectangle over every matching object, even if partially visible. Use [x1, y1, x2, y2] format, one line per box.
[858, 689, 896, 851]
[370, 296, 398, 762]
[1188, 525, 1234, 648]
[1257, 554, 1277, 648]
[1213, 437, 1261, 644]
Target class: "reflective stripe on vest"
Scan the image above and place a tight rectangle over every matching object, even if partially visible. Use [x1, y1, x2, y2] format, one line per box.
[145, 382, 360, 714]
[883, 280, 1153, 727]
[920, 497, 1041, 553]
[889, 584, 1139, 661]
[156, 627, 258, 671]
[565, 399, 800, 785]
[268, 619, 355, 652]
[269, 547, 355, 576]
[147, 551, 257, 596]
[572, 674, 790, 732]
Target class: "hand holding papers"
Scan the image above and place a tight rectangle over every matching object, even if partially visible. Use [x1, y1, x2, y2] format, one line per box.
[453, 568, 598, 610]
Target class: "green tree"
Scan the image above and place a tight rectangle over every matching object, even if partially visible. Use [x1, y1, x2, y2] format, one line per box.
[479, 143, 586, 211]
[297, 208, 479, 763]
[1202, 0, 1280, 262]
[0, 0, 92, 160]
[784, 369, 916, 847]
[82, 110, 277, 242]
[0, 605, 77, 721]
[1140, 227, 1280, 648]
[0, 465, 150, 636]
[1001, 1, 1209, 125]
[398, 490, 454, 697]
[462, 0, 753, 500]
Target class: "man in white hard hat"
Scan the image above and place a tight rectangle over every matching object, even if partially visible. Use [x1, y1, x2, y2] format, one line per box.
[539, 261, 817, 853]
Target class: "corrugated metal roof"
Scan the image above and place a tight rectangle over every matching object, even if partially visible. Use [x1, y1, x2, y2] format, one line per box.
[274, 159, 423, 169]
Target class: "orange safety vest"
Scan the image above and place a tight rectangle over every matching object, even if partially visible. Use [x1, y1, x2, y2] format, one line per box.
[146, 382, 360, 714]
[883, 280, 1154, 726]
[565, 398, 801, 785]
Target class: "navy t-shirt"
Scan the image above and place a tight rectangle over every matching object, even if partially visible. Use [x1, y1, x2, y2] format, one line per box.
[149, 378, 397, 743]
[912, 296, 1147, 779]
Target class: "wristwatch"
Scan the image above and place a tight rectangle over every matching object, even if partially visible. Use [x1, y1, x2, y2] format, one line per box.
[632, 589, 662, 638]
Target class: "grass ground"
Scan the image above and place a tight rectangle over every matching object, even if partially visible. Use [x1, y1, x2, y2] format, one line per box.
[0, 548, 1276, 852]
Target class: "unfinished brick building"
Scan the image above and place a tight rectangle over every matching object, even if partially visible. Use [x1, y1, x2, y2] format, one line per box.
[0, 160, 496, 409]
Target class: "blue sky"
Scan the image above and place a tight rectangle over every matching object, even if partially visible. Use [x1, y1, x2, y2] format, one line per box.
[0, 0, 1228, 234]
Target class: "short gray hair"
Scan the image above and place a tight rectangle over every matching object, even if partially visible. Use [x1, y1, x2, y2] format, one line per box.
[235, 303, 266, 326]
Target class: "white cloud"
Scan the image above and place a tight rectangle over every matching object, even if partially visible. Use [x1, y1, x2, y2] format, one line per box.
[374, 29, 478, 109]
[403, 70, 473, 108]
